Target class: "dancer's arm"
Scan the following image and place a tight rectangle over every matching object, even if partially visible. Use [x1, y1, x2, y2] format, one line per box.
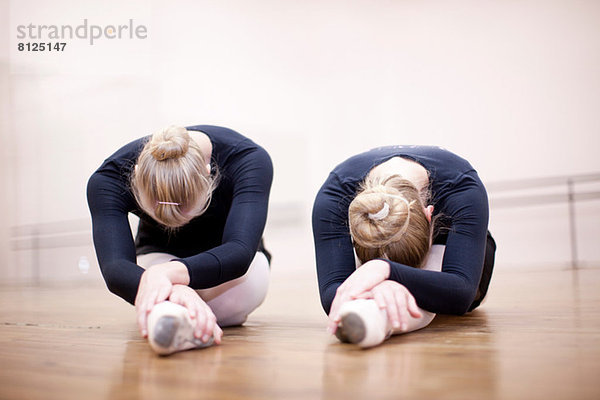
[385, 182, 489, 315]
[88, 172, 193, 336]
[87, 172, 147, 304]
[313, 173, 362, 314]
[174, 145, 273, 289]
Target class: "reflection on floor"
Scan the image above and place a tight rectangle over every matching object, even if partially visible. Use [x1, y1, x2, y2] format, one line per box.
[0, 225, 598, 400]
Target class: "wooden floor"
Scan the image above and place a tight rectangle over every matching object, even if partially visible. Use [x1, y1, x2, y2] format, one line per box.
[1, 227, 599, 399]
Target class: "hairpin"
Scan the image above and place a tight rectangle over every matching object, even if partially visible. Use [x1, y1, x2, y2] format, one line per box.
[157, 201, 180, 206]
[368, 202, 390, 220]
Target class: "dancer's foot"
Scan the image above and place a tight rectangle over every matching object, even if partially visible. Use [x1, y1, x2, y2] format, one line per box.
[335, 299, 390, 348]
[147, 301, 214, 356]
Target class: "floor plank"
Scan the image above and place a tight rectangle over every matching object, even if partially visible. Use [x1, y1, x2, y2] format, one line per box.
[0, 227, 599, 400]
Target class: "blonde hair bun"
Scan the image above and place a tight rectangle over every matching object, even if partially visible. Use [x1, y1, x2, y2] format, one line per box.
[349, 174, 431, 268]
[349, 188, 412, 249]
[132, 125, 218, 229]
[148, 125, 190, 161]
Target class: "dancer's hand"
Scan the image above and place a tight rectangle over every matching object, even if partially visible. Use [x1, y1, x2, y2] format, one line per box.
[135, 261, 189, 338]
[327, 259, 390, 334]
[369, 280, 422, 331]
[169, 285, 223, 345]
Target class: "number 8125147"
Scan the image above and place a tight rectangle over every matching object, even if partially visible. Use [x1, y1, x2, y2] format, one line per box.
[18, 42, 67, 51]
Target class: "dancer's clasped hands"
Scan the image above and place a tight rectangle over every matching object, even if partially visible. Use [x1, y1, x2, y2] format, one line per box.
[327, 259, 421, 334]
[363, 281, 421, 331]
[169, 285, 223, 344]
[327, 260, 389, 334]
[135, 264, 174, 338]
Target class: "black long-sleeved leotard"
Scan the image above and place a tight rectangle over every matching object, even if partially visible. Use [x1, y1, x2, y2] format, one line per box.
[312, 146, 489, 316]
[87, 125, 273, 305]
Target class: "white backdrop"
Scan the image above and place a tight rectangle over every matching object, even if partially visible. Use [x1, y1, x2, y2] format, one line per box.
[1, 0, 599, 283]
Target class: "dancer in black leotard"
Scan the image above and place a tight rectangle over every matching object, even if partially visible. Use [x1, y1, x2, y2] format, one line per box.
[87, 125, 273, 355]
[312, 145, 495, 348]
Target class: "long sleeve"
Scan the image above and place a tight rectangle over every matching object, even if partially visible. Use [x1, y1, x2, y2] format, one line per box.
[312, 173, 357, 314]
[177, 145, 273, 289]
[388, 177, 489, 315]
[87, 173, 144, 305]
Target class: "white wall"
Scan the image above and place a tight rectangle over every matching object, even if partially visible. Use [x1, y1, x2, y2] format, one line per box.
[0, 0, 11, 281]
[1, 0, 599, 283]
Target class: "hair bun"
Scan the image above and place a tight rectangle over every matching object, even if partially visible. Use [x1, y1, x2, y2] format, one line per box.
[349, 173, 432, 267]
[149, 126, 190, 161]
[348, 179, 416, 249]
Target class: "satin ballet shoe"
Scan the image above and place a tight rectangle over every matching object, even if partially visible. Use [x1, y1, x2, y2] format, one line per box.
[335, 299, 391, 349]
[147, 301, 214, 356]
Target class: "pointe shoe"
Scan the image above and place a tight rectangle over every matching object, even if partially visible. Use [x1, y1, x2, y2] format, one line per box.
[335, 299, 391, 349]
[147, 301, 214, 356]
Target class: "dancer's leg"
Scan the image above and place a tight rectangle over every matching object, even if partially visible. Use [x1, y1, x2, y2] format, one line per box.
[137, 253, 207, 355]
[195, 252, 270, 327]
[137, 252, 175, 268]
[388, 244, 444, 335]
[137, 252, 269, 354]
[468, 231, 496, 311]
[138, 251, 270, 327]
[337, 245, 445, 348]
